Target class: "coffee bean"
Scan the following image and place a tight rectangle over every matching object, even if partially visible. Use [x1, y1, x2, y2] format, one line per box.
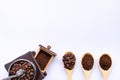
[9, 60, 35, 80]
[62, 52, 76, 70]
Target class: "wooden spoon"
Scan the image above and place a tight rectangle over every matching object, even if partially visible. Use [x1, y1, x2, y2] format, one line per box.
[99, 54, 112, 80]
[81, 53, 94, 80]
[62, 51, 76, 80]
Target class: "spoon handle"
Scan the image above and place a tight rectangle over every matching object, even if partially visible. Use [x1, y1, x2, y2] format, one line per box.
[83, 70, 90, 80]
[85, 72, 90, 80]
[86, 75, 89, 80]
[66, 69, 72, 80]
[2, 74, 18, 80]
[67, 71, 72, 80]
[101, 69, 108, 80]
[103, 75, 108, 80]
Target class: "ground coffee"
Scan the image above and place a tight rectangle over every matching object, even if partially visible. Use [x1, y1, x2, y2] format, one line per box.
[99, 54, 112, 70]
[62, 52, 76, 70]
[9, 60, 35, 80]
[81, 53, 94, 70]
[35, 50, 52, 70]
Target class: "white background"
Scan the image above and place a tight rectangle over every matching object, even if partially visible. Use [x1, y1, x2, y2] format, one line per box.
[0, 0, 120, 80]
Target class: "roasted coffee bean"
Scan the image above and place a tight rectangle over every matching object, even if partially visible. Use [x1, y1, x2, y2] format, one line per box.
[62, 52, 76, 70]
[82, 53, 94, 70]
[9, 60, 35, 80]
[99, 54, 112, 70]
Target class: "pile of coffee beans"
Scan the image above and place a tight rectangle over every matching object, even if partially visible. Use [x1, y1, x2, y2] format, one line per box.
[62, 52, 76, 70]
[81, 53, 94, 70]
[99, 54, 112, 70]
[9, 60, 35, 80]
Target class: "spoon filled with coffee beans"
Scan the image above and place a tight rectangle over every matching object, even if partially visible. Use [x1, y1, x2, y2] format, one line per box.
[81, 53, 94, 80]
[62, 52, 76, 80]
[99, 54, 112, 80]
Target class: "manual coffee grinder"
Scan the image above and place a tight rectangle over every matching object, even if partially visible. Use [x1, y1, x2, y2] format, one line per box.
[3, 45, 56, 80]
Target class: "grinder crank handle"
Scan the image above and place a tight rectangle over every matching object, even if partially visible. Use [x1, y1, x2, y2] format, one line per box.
[2, 69, 25, 80]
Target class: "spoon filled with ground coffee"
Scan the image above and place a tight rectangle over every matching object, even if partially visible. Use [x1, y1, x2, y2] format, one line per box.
[99, 54, 112, 80]
[62, 51, 76, 80]
[81, 53, 94, 80]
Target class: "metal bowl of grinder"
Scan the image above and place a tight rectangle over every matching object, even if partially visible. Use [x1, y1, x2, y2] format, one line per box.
[8, 59, 36, 80]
